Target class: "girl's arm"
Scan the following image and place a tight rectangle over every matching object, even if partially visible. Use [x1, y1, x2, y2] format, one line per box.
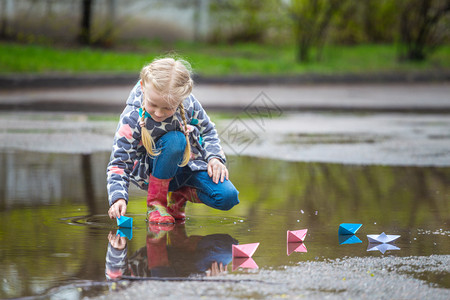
[106, 109, 141, 207]
[105, 231, 128, 280]
[189, 95, 226, 164]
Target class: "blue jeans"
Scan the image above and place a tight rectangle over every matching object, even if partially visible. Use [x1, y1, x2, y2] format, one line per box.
[149, 131, 239, 211]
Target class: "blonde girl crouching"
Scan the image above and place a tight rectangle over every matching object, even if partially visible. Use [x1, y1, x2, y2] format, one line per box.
[107, 57, 239, 225]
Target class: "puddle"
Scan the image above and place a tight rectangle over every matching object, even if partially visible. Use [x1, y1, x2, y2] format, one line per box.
[0, 151, 449, 298]
[282, 133, 383, 144]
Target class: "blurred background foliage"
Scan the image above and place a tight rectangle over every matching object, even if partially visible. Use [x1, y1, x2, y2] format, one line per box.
[0, 0, 448, 73]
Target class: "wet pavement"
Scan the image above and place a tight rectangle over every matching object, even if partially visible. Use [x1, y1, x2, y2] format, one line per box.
[0, 83, 449, 299]
[1, 110, 449, 166]
[93, 255, 450, 300]
[1, 82, 450, 112]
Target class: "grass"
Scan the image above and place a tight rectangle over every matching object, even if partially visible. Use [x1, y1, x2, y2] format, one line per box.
[0, 41, 449, 76]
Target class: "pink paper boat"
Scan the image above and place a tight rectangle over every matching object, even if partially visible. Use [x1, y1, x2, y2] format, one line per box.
[287, 229, 308, 243]
[232, 257, 259, 271]
[287, 242, 308, 256]
[232, 243, 260, 258]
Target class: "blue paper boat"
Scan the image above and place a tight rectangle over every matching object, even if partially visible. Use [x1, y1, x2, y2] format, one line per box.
[338, 234, 362, 245]
[338, 223, 362, 235]
[117, 216, 133, 228]
[117, 227, 133, 240]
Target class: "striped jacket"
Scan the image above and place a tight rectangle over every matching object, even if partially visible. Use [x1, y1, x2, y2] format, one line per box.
[106, 82, 226, 205]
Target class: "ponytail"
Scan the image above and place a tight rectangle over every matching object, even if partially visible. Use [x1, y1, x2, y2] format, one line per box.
[178, 103, 191, 167]
[140, 107, 160, 157]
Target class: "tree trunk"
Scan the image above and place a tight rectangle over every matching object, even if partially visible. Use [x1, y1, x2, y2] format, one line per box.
[399, 0, 450, 61]
[79, 0, 93, 45]
[0, 0, 8, 38]
[298, 34, 311, 62]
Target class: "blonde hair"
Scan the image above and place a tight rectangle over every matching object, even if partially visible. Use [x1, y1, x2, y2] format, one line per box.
[140, 57, 193, 167]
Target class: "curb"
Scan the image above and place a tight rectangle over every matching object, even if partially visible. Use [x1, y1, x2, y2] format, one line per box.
[195, 71, 450, 85]
[0, 73, 139, 89]
[0, 71, 449, 89]
[1, 101, 449, 114]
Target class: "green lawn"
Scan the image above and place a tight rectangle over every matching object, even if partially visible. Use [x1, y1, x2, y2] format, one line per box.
[0, 41, 448, 76]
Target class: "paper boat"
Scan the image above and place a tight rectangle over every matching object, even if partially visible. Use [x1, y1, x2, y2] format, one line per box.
[287, 229, 308, 243]
[232, 243, 259, 258]
[117, 216, 133, 228]
[287, 242, 307, 255]
[117, 227, 133, 240]
[367, 242, 400, 254]
[338, 223, 362, 235]
[232, 257, 259, 271]
[367, 232, 400, 244]
[338, 234, 362, 245]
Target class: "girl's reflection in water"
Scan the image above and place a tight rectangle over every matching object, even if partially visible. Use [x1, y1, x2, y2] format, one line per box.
[105, 223, 238, 279]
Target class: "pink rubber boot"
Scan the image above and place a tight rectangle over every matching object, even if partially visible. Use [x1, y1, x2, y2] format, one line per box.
[167, 186, 201, 220]
[147, 174, 175, 224]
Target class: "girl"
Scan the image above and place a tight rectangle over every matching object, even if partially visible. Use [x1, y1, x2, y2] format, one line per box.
[107, 57, 239, 224]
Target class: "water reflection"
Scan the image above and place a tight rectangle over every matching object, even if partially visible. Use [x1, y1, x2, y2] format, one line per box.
[232, 258, 258, 271]
[0, 151, 449, 298]
[117, 227, 133, 240]
[287, 242, 307, 256]
[106, 224, 237, 280]
[0, 150, 109, 211]
[338, 234, 362, 245]
[367, 243, 401, 254]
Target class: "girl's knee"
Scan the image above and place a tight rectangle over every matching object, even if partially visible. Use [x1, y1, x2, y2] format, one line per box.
[161, 131, 186, 146]
[159, 131, 186, 155]
[214, 187, 239, 211]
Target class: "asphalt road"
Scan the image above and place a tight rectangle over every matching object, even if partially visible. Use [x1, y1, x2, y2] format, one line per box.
[0, 82, 449, 112]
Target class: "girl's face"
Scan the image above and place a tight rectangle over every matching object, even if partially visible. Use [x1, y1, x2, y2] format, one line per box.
[141, 83, 178, 122]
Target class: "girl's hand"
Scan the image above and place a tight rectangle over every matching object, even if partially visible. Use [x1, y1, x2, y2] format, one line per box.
[108, 231, 127, 250]
[206, 262, 227, 277]
[108, 199, 127, 219]
[207, 158, 229, 184]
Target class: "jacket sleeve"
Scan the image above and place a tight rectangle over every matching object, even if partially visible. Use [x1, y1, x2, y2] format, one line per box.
[191, 95, 227, 164]
[105, 242, 128, 280]
[106, 108, 141, 206]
